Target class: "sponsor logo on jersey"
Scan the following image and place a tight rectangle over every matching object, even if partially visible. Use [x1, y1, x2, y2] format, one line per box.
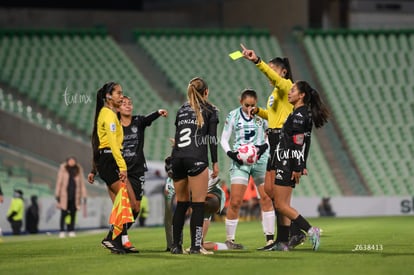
[293, 119, 304, 124]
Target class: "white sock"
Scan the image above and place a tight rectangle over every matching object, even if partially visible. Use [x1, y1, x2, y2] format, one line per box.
[225, 218, 239, 241]
[122, 235, 130, 245]
[214, 242, 229, 250]
[261, 210, 275, 236]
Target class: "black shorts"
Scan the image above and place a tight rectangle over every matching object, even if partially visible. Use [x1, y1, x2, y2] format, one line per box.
[266, 129, 281, 171]
[171, 157, 208, 180]
[129, 172, 145, 201]
[97, 149, 120, 186]
[274, 164, 296, 188]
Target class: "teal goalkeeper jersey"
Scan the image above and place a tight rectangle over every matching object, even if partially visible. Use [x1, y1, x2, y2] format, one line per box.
[221, 107, 268, 155]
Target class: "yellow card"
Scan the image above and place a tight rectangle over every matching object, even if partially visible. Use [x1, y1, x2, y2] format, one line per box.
[229, 50, 243, 60]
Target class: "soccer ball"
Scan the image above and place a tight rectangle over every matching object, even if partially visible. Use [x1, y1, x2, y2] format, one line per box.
[237, 143, 258, 165]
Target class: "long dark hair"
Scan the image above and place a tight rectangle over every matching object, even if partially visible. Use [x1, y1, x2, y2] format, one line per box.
[65, 156, 80, 176]
[91, 82, 118, 166]
[295, 81, 329, 128]
[269, 57, 293, 81]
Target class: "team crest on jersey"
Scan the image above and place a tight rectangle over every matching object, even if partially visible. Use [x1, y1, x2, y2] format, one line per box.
[131, 126, 138, 133]
[109, 123, 116, 132]
[254, 117, 263, 127]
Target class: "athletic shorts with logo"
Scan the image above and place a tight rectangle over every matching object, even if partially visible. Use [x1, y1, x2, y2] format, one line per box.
[171, 157, 208, 180]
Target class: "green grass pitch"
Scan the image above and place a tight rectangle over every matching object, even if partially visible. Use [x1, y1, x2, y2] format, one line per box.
[0, 216, 413, 275]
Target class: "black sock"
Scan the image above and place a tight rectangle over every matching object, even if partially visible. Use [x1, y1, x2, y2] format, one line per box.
[276, 225, 290, 243]
[172, 201, 190, 246]
[266, 234, 275, 242]
[127, 211, 139, 229]
[290, 220, 303, 236]
[190, 202, 204, 250]
[105, 225, 113, 240]
[113, 232, 123, 247]
[274, 209, 280, 222]
[122, 224, 128, 239]
[292, 215, 311, 232]
[274, 211, 284, 242]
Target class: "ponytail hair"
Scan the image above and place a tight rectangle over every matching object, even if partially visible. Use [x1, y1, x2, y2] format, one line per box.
[187, 77, 209, 128]
[269, 57, 293, 81]
[91, 82, 118, 166]
[295, 81, 329, 128]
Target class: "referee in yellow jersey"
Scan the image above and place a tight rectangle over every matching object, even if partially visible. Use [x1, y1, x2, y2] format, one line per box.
[241, 45, 306, 250]
[89, 82, 137, 254]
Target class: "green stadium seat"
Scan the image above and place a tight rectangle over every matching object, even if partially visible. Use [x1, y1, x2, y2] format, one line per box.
[303, 30, 414, 195]
[135, 29, 340, 196]
[0, 29, 167, 146]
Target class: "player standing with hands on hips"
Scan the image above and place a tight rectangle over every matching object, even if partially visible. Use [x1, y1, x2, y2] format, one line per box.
[170, 77, 219, 254]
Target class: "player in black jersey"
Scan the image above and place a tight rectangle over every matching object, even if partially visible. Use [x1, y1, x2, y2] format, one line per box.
[119, 96, 167, 222]
[170, 77, 219, 255]
[88, 93, 167, 253]
[272, 80, 329, 251]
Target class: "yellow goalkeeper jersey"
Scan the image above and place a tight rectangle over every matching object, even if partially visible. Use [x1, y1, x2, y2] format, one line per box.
[255, 60, 293, 129]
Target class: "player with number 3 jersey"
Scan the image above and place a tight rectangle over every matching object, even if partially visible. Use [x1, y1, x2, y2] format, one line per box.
[170, 77, 219, 255]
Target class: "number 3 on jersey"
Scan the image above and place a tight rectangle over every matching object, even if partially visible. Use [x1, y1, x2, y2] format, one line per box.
[178, 128, 192, 147]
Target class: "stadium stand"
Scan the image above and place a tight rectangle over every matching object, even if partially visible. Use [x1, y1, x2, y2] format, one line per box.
[0, 28, 345, 197]
[0, 88, 76, 137]
[136, 29, 341, 197]
[0, 29, 177, 163]
[0, 160, 53, 198]
[303, 29, 414, 195]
